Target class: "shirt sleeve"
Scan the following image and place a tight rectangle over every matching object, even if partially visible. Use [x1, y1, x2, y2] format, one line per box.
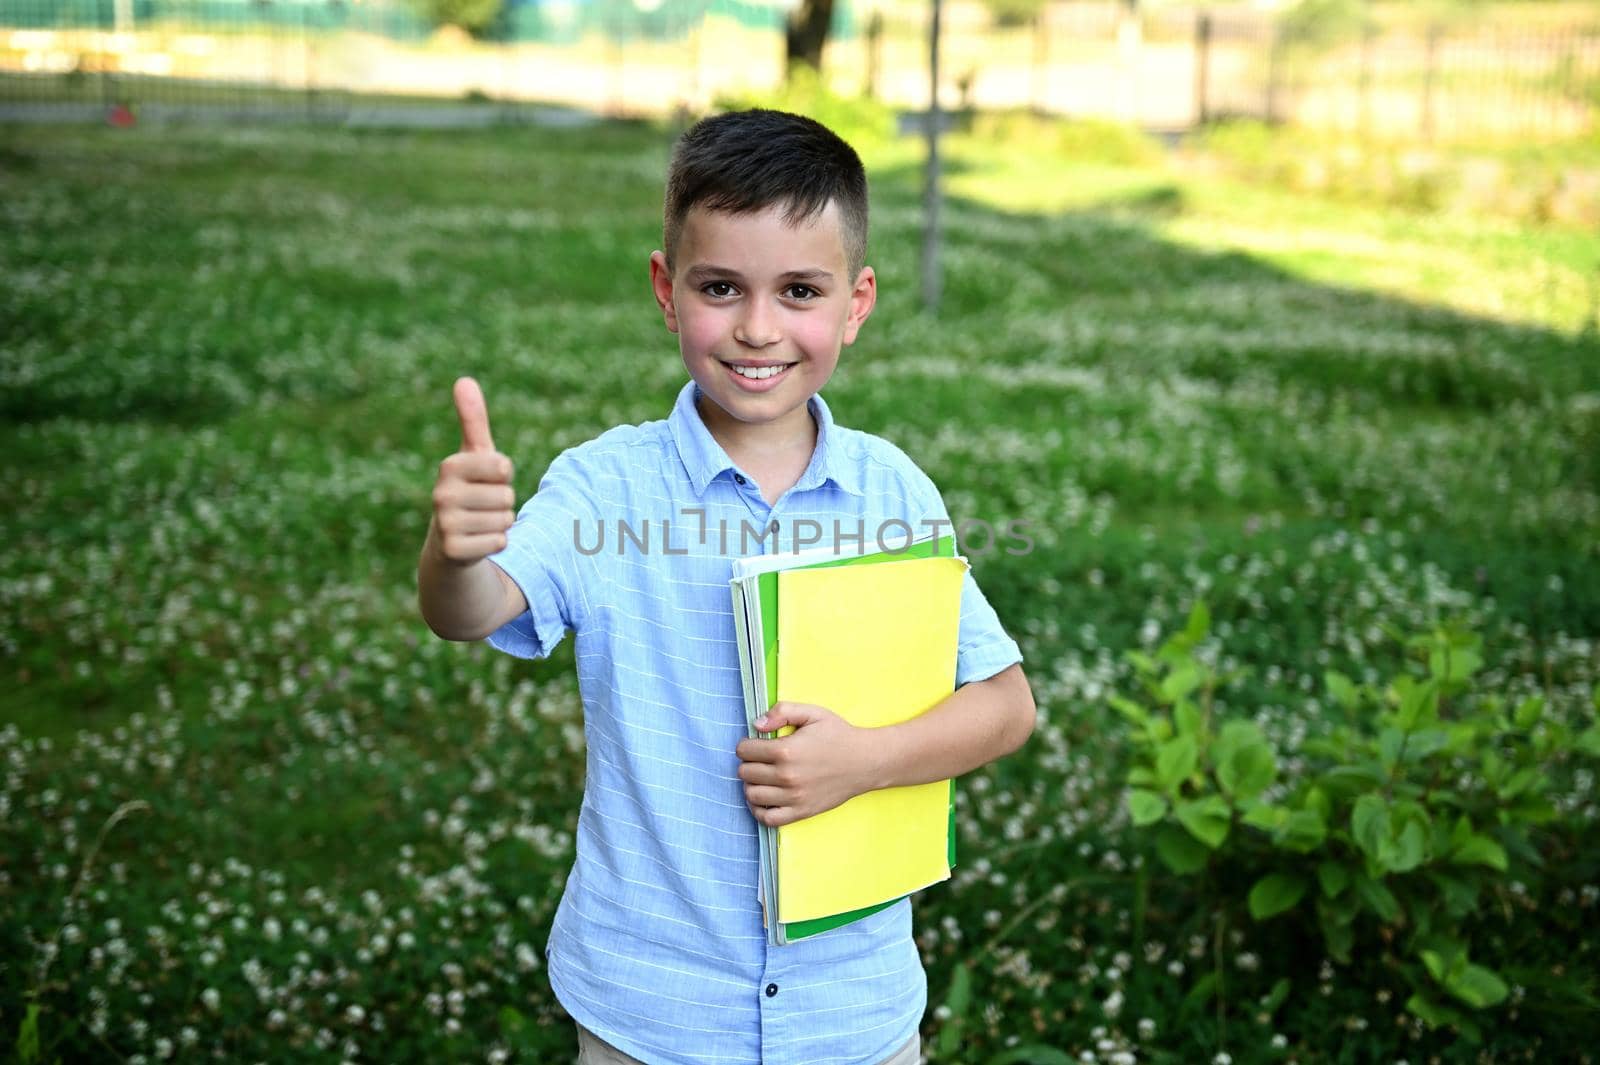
[912, 473, 1024, 688]
[483, 447, 594, 660]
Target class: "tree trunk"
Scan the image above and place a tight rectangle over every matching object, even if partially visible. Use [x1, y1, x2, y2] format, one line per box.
[786, 0, 835, 75]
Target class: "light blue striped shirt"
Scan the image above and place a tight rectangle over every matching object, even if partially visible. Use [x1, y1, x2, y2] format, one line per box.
[485, 380, 1023, 1065]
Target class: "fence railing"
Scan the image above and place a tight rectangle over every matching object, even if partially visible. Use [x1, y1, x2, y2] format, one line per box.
[1, 0, 1595, 141]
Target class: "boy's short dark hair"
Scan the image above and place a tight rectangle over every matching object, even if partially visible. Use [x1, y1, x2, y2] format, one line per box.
[663, 109, 869, 280]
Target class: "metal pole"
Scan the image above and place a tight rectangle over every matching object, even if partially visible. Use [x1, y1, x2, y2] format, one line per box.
[921, 0, 943, 314]
[1194, 10, 1211, 127]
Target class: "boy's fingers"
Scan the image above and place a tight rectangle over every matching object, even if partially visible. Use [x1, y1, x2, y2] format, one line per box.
[442, 452, 514, 485]
[454, 376, 496, 454]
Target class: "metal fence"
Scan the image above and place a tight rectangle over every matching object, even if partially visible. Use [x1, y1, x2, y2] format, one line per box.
[1, 0, 1596, 140]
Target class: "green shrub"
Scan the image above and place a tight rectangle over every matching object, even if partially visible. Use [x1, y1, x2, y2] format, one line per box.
[714, 67, 897, 156]
[1117, 603, 1600, 1043]
[407, 0, 504, 38]
[970, 110, 1165, 167]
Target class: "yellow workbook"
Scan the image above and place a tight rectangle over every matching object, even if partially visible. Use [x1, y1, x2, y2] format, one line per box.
[773, 555, 968, 923]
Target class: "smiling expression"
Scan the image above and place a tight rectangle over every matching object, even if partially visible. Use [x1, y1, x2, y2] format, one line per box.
[649, 200, 876, 449]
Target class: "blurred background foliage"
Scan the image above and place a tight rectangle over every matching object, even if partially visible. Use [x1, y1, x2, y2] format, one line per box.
[2, 0, 1598, 1062]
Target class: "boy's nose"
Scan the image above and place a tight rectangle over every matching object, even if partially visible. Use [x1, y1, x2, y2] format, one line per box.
[734, 304, 781, 349]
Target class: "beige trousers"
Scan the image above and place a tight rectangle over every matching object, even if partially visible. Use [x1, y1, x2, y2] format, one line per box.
[575, 1022, 921, 1065]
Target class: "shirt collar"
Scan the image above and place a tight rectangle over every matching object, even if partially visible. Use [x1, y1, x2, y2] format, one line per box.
[667, 380, 864, 500]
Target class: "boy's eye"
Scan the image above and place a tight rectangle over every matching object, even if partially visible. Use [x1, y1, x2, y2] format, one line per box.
[702, 282, 737, 299]
[783, 284, 819, 301]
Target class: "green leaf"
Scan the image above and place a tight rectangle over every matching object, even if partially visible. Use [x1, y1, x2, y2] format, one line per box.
[1448, 964, 1510, 1009]
[1321, 763, 1385, 795]
[1175, 795, 1232, 849]
[1420, 947, 1455, 984]
[1303, 785, 1332, 821]
[1407, 991, 1464, 1029]
[1180, 972, 1219, 1014]
[1262, 977, 1291, 1014]
[16, 1002, 40, 1065]
[1499, 767, 1544, 800]
[1155, 824, 1210, 874]
[1318, 901, 1355, 963]
[1248, 873, 1308, 920]
[1390, 818, 1427, 872]
[1240, 802, 1284, 832]
[1451, 835, 1508, 872]
[1161, 663, 1203, 705]
[1377, 727, 1404, 772]
[987, 1047, 1078, 1065]
[1395, 675, 1440, 730]
[1156, 736, 1198, 795]
[1126, 789, 1168, 827]
[1276, 809, 1327, 853]
[1325, 670, 1360, 713]
[498, 1005, 528, 1036]
[1183, 599, 1211, 644]
[1351, 795, 1390, 863]
[936, 964, 972, 1056]
[945, 962, 972, 1018]
[1512, 695, 1544, 730]
[1356, 876, 1402, 923]
[1174, 698, 1204, 740]
[1430, 643, 1483, 685]
[1574, 726, 1600, 758]
[1110, 695, 1149, 725]
[1215, 725, 1276, 802]
[1426, 872, 1480, 918]
[1317, 861, 1350, 898]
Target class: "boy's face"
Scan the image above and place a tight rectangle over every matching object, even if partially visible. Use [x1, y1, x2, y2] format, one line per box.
[649, 200, 876, 447]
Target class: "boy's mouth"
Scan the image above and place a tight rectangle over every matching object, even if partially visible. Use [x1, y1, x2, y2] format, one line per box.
[724, 361, 796, 382]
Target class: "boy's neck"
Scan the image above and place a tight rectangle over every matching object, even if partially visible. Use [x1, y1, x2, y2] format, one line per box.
[695, 392, 818, 475]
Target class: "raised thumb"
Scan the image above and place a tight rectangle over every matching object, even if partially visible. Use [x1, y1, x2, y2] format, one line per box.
[453, 376, 496, 454]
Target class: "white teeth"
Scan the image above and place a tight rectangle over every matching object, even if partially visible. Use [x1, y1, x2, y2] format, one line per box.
[731, 364, 789, 380]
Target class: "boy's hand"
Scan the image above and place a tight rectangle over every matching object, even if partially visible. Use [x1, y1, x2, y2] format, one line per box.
[431, 377, 517, 565]
[735, 703, 881, 828]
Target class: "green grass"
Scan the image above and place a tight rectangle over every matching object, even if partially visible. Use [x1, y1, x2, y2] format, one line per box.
[2, 118, 1598, 1062]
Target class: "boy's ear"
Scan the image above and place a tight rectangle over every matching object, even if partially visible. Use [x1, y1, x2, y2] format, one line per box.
[841, 265, 877, 347]
[648, 251, 679, 334]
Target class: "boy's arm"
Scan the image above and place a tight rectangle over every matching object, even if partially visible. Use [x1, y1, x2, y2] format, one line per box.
[735, 663, 1035, 828]
[418, 518, 528, 641]
[417, 377, 530, 642]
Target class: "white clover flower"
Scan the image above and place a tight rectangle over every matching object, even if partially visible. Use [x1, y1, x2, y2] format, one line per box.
[1213, 1053, 1233, 1065]
[201, 988, 220, 1012]
[1138, 1017, 1156, 1039]
[1102, 989, 1124, 1018]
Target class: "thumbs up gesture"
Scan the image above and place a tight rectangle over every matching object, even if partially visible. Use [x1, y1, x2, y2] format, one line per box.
[431, 377, 517, 565]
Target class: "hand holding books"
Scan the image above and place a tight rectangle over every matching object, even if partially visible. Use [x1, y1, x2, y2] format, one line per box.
[735, 701, 883, 828]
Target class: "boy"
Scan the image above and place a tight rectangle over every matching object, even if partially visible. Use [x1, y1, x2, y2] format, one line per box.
[418, 109, 1035, 1065]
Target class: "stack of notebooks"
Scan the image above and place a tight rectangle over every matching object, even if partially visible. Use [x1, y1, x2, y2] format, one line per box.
[729, 530, 968, 946]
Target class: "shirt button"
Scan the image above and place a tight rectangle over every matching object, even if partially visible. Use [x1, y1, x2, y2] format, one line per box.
[765, 983, 778, 998]
[734, 474, 746, 485]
